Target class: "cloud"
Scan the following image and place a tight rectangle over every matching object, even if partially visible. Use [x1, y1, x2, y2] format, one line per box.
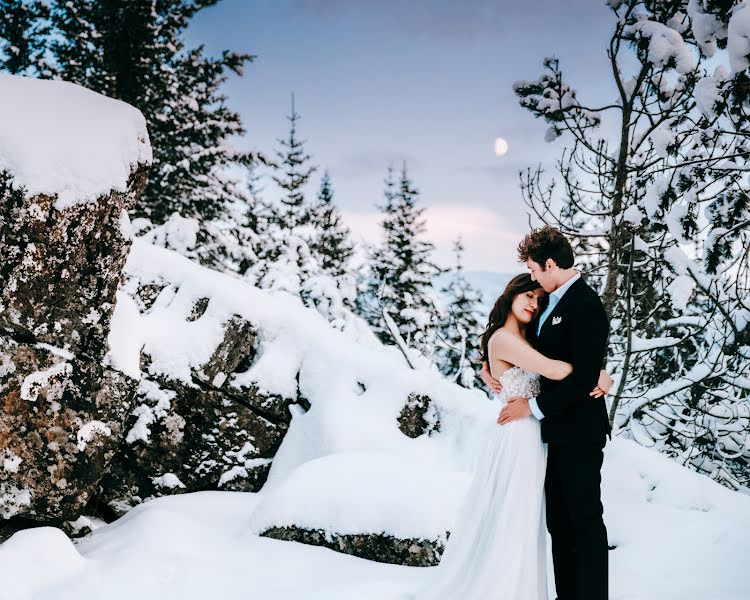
[342, 204, 530, 272]
[330, 149, 424, 180]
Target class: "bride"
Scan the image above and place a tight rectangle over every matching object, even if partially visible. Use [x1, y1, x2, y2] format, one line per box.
[411, 273, 611, 600]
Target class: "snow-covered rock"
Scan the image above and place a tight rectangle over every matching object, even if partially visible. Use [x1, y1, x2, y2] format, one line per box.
[0, 74, 151, 209]
[0, 74, 150, 360]
[92, 238, 485, 553]
[0, 438, 746, 599]
[94, 242, 302, 514]
[0, 75, 150, 523]
[0, 230, 746, 596]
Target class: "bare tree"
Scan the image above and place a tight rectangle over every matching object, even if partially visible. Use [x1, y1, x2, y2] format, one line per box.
[515, 0, 750, 490]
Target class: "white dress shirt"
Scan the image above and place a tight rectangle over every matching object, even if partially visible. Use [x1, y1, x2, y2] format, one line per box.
[529, 271, 581, 420]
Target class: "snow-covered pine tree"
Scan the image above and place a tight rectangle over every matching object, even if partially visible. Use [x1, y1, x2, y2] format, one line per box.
[246, 94, 317, 290]
[437, 237, 483, 387]
[363, 163, 442, 362]
[515, 0, 750, 491]
[47, 0, 262, 271]
[234, 163, 272, 277]
[309, 169, 355, 278]
[247, 98, 357, 329]
[0, 0, 49, 75]
[269, 93, 317, 230]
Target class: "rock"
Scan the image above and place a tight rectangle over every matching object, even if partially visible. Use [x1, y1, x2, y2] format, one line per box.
[97, 376, 286, 515]
[397, 393, 441, 438]
[260, 525, 447, 567]
[94, 312, 295, 515]
[0, 76, 150, 525]
[0, 338, 134, 521]
[191, 314, 297, 422]
[192, 315, 257, 386]
[226, 382, 297, 423]
[0, 167, 148, 361]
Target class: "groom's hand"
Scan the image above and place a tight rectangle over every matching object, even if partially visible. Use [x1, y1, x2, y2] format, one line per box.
[480, 362, 503, 394]
[498, 396, 531, 425]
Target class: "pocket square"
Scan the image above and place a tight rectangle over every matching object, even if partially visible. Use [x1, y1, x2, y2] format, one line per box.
[552, 316, 562, 325]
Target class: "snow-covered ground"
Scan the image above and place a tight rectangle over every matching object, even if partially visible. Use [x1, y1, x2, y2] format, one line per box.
[0, 437, 747, 600]
[0, 242, 747, 600]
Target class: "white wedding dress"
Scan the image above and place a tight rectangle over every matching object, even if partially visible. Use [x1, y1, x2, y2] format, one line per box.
[411, 366, 548, 600]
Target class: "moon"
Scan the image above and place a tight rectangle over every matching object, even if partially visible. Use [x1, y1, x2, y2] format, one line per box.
[494, 137, 509, 156]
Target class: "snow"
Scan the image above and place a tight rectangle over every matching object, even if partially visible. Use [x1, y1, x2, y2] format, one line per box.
[687, 0, 728, 58]
[19, 362, 72, 402]
[247, 451, 468, 540]
[728, 0, 750, 73]
[666, 274, 695, 312]
[0, 485, 31, 519]
[628, 19, 697, 74]
[0, 527, 85, 600]
[0, 74, 152, 209]
[622, 205, 646, 227]
[152, 473, 186, 490]
[665, 202, 690, 244]
[0, 240, 747, 597]
[2, 451, 22, 474]
[643, 176, 668, 219]
[630, 333, 681, 352]
[137, 212, 200, 254]
[76, 420, 112, 452]
[694, 68, 728, 119]
[0, 438, 747, 600]
[649, 126, 676, 158]
[664, 245, 691, 276]
[125, 380, 177, 444]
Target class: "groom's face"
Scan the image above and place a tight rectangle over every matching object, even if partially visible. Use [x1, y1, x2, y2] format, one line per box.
[526, 258, 557, 293]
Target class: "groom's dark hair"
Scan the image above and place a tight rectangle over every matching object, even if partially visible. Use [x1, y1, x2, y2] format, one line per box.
[517, 226, 574, 269]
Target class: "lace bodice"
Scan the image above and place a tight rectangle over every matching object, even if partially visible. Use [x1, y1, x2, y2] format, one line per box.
[493, 366, 541, 403]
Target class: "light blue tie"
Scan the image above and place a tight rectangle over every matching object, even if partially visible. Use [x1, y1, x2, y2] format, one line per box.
[537, 294, 559, 336]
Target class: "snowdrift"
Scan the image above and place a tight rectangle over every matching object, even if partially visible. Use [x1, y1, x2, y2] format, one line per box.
[0, 240, 747, 599]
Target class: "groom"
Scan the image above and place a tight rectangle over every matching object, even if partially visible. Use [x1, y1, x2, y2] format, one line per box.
[483, 226, 611, 600]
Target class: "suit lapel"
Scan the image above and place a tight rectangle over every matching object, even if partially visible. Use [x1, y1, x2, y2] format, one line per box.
[538, 275, 584, 339]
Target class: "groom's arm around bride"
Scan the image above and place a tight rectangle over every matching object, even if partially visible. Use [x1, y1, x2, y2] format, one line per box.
[497, 244, 611, 444]
[527, 279, 610, 445]
[502, 226, 611, 600]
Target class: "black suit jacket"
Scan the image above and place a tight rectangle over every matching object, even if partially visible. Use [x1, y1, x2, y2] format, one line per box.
[533, 275, 611, 446]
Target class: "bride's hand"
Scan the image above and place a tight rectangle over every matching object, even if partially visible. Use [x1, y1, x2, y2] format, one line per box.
[590, 369, 613, 398]
[480, 362, 503, 394]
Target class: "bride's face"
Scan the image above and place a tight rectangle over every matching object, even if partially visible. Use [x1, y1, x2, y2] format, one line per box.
[511, 288, 544, 324]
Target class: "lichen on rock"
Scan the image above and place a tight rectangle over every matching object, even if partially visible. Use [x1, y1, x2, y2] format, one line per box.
[0, 74, 151, 526]
[0, 339, 134, 520]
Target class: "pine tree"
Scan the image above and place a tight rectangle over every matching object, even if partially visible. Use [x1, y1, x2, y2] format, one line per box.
[0, 0, 49, 76]
[248, 94, 318, 281]
[364, 163, 441, 359]
[438, 237, 483, 387]
[46, 0, 260, 270]
[236, 163, 272, 276]
[247, 100, 358, 329]
[309, 169, 355, 278]
[269, 93, 317, 231]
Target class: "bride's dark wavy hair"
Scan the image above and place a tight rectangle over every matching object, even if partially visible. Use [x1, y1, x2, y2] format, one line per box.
[480, 273, 546, 362]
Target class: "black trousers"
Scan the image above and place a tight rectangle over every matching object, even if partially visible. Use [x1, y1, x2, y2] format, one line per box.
[546, 443, 608, 600]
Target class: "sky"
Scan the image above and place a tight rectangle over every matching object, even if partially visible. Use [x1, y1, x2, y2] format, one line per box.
[186, 0, 618, 273]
